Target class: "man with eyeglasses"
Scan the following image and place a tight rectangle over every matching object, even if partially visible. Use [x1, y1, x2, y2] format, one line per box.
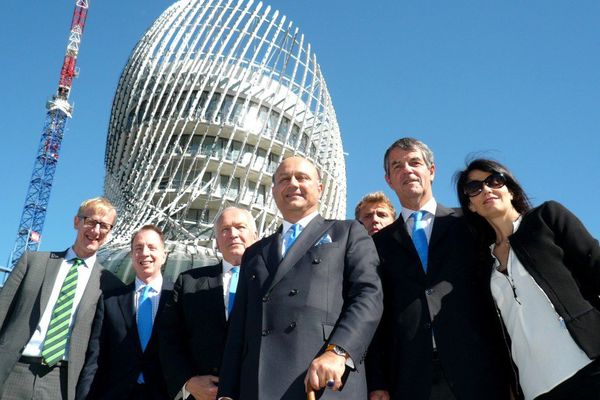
[366, 138, 511, 400]
[0, 197, 124, 400]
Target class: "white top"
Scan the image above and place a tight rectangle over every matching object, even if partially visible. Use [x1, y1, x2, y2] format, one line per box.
[222, 259, 239, 320]
[134, 275, 163, 323]
[22, 247, 96, 359]
[401, 197, 437, 242]
[280, 210, 319, 256]
[490, 218, 592, 400]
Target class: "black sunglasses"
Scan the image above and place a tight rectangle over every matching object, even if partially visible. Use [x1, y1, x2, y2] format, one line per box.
[463, 172, 507, 197]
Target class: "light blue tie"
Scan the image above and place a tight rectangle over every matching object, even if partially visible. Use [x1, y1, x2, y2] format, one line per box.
[137, 285, 153, 383]
[410, 211, 429, 272]
[283, 223, 302, 255]
[228, 266, 240, 317]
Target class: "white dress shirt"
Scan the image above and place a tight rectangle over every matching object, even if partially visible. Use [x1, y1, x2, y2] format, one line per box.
[400, 197, 437, 242]
[280, 210, 319, 257]
[134, 275, 163, 324]
[222, 259, 240, 320]
[22, 247, 95, 359]
[490, 217, 592, 400]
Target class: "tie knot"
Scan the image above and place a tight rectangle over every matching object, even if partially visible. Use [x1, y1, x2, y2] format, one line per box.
[71, 258, 83, 267]
[289, 223, 301, 237]
[411, 211, 426, 222]
[231, 266, 240, 275]
[140, 285, 152, 296]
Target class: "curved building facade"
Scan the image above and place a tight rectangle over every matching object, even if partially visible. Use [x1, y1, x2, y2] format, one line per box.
[100, 0, 346, 280]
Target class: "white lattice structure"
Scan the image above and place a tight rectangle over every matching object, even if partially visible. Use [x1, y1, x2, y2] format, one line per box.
[100, 0, 346, 278]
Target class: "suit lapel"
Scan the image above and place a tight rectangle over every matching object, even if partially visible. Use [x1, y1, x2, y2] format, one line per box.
[191, 264, 226, 324]
[261, 227, 282, 275]
[429, 205, 454, 250]
[391, 216, 427, 278]
[39, 251, 67, 314]
[268, 215, 331, 291]
[391, 217, 415, 253]
[118, 283, 136, 338]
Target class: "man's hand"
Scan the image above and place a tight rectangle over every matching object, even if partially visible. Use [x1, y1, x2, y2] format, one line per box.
[369, 390, 390, 400]
[185, 375, 219, 400]
[304, 350, 346, 392]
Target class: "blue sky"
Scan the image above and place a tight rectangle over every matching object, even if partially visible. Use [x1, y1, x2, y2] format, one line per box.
[1, 0, 599, 265]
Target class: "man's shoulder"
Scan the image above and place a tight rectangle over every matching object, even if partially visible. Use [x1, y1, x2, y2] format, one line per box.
[179, 263, 223, 280]
[97, 268, 126, 291]
[28, 250, 66, 262]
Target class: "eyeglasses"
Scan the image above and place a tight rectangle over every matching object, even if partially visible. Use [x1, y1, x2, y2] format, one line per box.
[78, 216, 113, 233]
[463, 172, 507, 197]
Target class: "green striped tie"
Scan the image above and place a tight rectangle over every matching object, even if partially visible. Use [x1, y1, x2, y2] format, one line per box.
[41, 258, 82, 366]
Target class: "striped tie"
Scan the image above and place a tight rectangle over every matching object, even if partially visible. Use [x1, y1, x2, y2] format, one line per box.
[41, 258, 82, 366]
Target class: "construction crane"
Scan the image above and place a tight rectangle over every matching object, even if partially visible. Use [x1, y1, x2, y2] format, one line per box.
[3, 0, 90, 282]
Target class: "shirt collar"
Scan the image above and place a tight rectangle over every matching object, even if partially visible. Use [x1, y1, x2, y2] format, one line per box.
[401, 197, 437, 222]
[282, 210, 319, 234]
[222, 259, 239, 274]
[66, 247, 95, 269]
[135, 274, 163, 293]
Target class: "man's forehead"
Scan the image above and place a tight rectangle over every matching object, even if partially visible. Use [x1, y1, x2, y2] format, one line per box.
[219, 210, 250, 226]
[82, 207, 116, 220]
[361, 203, 392, 214]
[390, 148, 424, 161]
[276, 158, 317, 175]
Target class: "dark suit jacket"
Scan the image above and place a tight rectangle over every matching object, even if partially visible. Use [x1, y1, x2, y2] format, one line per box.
[0, 250, 123, 400]
[495, 201, 600, 358]
[366, 204, 511, 400]
[79, 279, 173, 400]
[218, 216, 383, 400]
[158, 263, 229, 399]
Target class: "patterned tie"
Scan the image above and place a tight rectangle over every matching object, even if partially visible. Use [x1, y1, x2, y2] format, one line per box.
[283, 224, 302, 255]
[137, 285, 153, 383]
[228, 266, 240, 317]
[41, 258, 82, 366]
[410, 211, 429, 272]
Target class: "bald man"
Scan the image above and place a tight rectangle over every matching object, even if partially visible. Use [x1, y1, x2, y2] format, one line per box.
[218, 156, 383, 400]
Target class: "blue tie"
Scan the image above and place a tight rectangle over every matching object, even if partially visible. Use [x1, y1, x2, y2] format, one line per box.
[283, 224, 302, 255]
[411, 211, 429, 271]
[137, 285, 153, 383]
[228, 266, 240, 317]
[137, 285, 153, 350]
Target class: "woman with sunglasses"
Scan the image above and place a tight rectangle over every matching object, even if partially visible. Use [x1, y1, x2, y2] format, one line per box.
[454, 158, 600, 400]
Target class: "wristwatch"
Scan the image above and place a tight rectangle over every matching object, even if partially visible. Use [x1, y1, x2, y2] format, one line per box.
[326, 343, 349, 359]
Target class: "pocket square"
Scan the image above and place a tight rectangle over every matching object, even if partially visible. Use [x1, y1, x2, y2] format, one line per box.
[315, 233, 333, 246]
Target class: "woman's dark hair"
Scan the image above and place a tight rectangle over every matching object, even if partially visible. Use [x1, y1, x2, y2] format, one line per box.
[454, 158, 532, 245]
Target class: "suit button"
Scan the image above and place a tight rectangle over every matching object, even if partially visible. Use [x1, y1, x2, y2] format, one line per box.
[425, 289, 434, 295]
[425, 322, 431, 329]
[251, 274, 257, 280]
[288, 321, 297, 329]
[289, 289, 299, 296]
[262, 295, 270, 302]
[262, 329, 270, 336]
[312, 258, 321, 264]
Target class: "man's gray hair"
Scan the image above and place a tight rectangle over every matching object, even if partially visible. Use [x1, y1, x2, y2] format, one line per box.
[383, 137, 435, 175]
[214, 207, 258, 235]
